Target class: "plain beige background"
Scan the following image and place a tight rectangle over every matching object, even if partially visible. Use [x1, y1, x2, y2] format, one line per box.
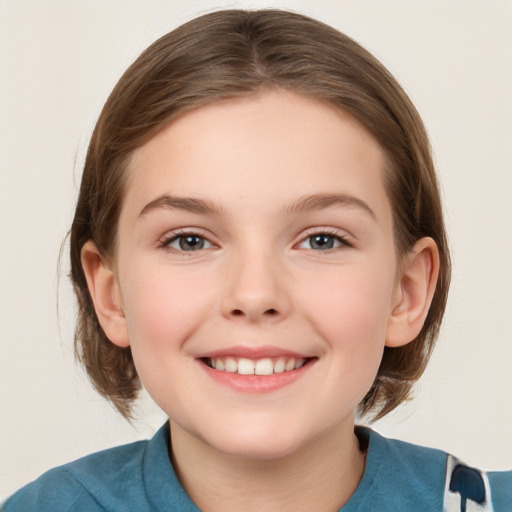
[1, 0, 511, 499]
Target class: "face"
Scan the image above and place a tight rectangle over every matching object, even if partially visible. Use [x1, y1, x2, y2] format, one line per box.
[113, 91, 402, 459]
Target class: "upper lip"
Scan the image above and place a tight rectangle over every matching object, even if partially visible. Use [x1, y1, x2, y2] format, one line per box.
[195, 345, 315, 360]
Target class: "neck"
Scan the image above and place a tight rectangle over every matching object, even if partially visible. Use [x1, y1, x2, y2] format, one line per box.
[169, 418, 366, 512]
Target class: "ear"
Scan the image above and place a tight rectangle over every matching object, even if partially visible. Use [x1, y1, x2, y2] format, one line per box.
[81, 241, 130, 348]
[386, 237, 440, 348]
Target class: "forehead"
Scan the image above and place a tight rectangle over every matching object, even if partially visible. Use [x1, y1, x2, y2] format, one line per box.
[123, 90, 390, 223]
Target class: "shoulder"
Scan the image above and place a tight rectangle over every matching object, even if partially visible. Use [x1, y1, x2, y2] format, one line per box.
[2, 463, 107, 512]
[349, 428, 512, 512]
[444, 454, 512, 512]
[487, 468, 512, 511]
[2, 436, 151, 512]
[354, 427, 448, 510]
[3, 422, 200, 512]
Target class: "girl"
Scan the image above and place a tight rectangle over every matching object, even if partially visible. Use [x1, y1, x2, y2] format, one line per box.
[3, 8, 511, 511]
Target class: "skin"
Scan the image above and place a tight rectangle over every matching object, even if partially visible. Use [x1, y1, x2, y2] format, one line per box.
[82, 90, 439, 511]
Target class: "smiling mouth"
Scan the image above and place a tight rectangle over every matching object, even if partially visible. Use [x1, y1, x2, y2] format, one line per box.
[202, 356, 314, 376]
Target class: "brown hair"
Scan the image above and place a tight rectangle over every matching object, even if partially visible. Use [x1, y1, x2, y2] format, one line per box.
[70, 9, 450, 420]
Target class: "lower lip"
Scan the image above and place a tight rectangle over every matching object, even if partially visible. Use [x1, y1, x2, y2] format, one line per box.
[199, 360, 314, 393]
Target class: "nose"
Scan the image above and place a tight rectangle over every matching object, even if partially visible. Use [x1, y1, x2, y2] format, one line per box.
[220, 248, 291, 323]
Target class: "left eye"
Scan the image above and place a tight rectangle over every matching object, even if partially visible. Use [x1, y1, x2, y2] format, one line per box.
[166, 234, 212, 251]
[299, 234, 345, 250]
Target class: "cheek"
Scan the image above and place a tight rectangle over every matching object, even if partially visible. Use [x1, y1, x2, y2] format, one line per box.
[119, 265, 213, 352]
[300, 260, 396, 351]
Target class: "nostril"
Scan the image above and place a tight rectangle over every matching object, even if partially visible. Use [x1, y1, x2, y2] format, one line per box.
[230, 308, 278, 317]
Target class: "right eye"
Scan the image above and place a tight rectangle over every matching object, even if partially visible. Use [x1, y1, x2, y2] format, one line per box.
[301, 234, 342, 250]
[163, 233, 213, 252]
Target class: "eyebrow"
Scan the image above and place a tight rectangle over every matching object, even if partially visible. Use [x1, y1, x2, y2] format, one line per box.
[286, 193, 376, 220]
[138, 192, 376, 220]
[138, 195, 226, 218]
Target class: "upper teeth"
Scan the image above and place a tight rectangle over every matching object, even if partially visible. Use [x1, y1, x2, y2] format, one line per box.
[209, 357, 306, 375]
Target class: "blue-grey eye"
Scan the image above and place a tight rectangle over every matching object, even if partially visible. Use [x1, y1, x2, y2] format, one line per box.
[299, 233, 345, 250]
[180, 235, 204, 250]
[310, 234, 335, 250]
[168, 235, 212, 251]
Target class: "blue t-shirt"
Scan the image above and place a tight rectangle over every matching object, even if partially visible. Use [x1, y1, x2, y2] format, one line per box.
[3, 423, 511, 511]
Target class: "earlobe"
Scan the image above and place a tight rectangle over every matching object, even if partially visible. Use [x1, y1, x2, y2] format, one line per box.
[81, 241, 130, 348]
[386, 237, 440, 348]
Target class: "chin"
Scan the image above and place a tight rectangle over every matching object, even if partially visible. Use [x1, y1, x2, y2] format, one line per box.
[198, 419, 316, 461]
[214, 435, 304, 461]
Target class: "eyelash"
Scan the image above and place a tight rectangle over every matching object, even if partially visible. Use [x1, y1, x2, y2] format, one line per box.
[297, 228, 352, 252]
[158, 228, 351, 254]
[159, 230, 215, 253]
